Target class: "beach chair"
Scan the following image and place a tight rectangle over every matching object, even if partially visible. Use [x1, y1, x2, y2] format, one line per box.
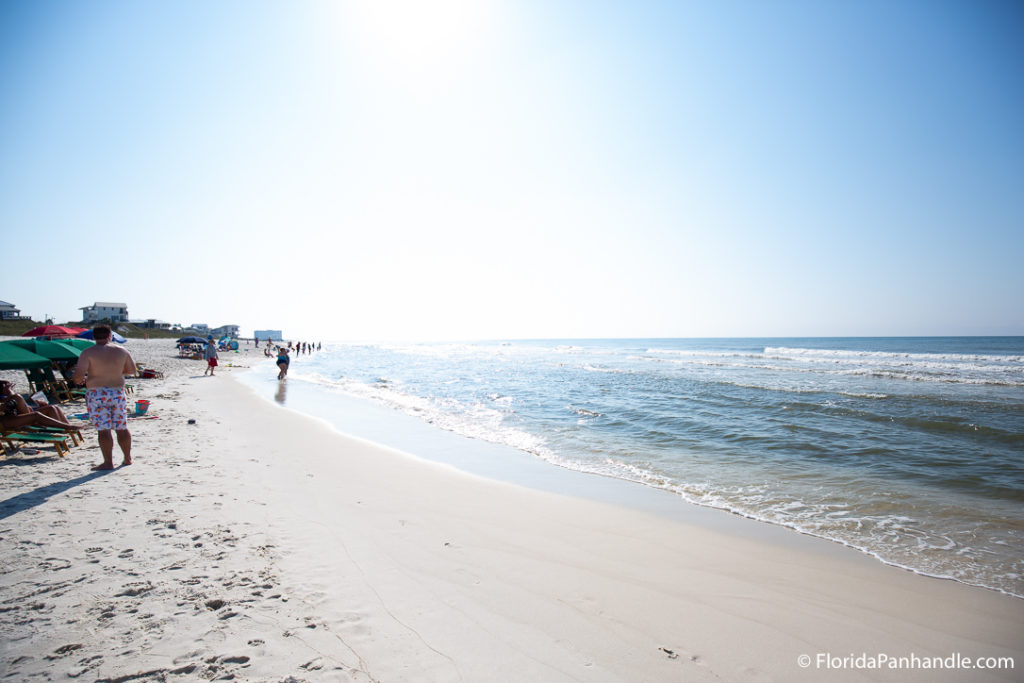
[43, 368, 85, 402]
[2, 431, 71, 457]
[23, 368, 74, 403]
[26, 425, 84, 446]
[24, 368, 50, 395]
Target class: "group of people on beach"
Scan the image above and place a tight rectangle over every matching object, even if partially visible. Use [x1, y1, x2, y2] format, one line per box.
[3, 328, 324, 470]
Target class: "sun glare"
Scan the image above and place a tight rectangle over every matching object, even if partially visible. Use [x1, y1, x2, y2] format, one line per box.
[340, 0, 496, 80]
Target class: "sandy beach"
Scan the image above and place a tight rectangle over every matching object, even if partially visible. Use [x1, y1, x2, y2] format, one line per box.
[1, 339, 1021, 682]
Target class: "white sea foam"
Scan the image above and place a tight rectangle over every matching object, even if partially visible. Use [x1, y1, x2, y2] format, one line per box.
[764, 346, 1024, 365]
[645, 348, 762, 359]
[299, 372, 558, 465]
[636, 348, 1023, 386]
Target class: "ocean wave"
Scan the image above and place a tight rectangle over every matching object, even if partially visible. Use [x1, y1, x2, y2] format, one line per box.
[644, 348, 763, 359]
[764, 346, 1024, 365]
[569, 405, 604, 418]
[835, 367, 1024, 387]
[582, 363, 630, 374]
[639, 355, 1023, 386]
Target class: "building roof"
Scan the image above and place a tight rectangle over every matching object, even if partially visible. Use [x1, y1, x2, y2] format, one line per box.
[81, 302, 128, 309]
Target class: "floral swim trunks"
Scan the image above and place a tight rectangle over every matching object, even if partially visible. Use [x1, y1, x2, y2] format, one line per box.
[86, 387, 128, 431]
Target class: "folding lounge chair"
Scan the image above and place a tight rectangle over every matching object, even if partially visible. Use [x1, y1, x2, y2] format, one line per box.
[2, 431, 71, 457]
[43, 368, 84, 401]
[24, 368, 50, 395]
[26, 425, 84, 446]
[24, 368, 72, 403]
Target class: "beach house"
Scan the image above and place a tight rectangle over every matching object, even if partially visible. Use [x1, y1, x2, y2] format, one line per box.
[131, 318, 174, 330]
[80, 302, 129, 323]
[0, 300, 30, 321]
[254, 329, 283, 341]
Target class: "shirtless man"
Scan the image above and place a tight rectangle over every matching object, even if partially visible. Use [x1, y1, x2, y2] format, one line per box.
[72, 325, 137, 470]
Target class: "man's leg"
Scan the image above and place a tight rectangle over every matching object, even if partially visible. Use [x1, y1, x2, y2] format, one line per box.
[116, 429, 132, 466]
[94, 429, 115, 470]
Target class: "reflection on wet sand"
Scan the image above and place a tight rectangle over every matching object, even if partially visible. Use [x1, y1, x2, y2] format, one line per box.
[274, 380, 287, 405]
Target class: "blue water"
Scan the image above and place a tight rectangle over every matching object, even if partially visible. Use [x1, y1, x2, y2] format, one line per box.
[252, 338, 1024, 597]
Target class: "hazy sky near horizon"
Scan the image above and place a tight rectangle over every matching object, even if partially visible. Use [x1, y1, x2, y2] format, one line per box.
[2, 0, 1022, 340]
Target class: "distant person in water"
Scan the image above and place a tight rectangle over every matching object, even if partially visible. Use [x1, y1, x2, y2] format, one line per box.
[276, 346, 290, 380]
[204, 338, 219, 376]
[72, 325, 137, 470]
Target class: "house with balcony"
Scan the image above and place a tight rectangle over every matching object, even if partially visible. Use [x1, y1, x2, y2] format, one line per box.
[80, 302, 129, 323]
[131, 318, 174, 330]
[0, 300, 30, 321]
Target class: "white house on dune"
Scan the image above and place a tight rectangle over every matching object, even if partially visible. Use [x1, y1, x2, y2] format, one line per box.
[0, 300, 30, 321]
[80, 302, 129, 323]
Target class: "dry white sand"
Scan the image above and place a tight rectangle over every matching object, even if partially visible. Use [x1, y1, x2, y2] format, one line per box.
[1, 339, 1021, 682]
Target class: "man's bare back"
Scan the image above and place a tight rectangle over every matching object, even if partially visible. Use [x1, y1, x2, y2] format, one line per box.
[73, 342, 137, 388]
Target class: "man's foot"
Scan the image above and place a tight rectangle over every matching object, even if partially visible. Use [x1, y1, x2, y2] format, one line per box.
[91, 462, 115, 471]
[121, 457, 133, 466]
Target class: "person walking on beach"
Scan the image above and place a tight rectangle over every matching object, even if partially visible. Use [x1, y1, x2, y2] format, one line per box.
[276, 346, 290, 380]
[204, 338, 219, 376]
[72, 325, 137, 470]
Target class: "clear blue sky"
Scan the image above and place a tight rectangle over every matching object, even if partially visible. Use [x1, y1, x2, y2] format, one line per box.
[2, 0, 1021, 340]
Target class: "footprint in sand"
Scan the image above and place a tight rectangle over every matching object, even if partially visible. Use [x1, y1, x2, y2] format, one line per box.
[39, 557, 72, 571]
[44, 643, 83, 660]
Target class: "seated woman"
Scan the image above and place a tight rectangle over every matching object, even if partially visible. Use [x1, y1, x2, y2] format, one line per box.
[56, 360, 77, 382]
[0, 380, 80, 433]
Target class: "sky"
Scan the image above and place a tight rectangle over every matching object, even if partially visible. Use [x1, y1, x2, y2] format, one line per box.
[1, 0, 1022, 341]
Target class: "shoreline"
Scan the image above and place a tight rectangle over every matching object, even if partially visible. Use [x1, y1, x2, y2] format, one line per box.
[1, 340, 1021, 681]
[242, 355, 1023, 601]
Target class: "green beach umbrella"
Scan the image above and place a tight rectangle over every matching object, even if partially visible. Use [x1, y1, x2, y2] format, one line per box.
[0, 343, 51, 370]
[5, 338, 82, 361]
[58, 338, 96, 350]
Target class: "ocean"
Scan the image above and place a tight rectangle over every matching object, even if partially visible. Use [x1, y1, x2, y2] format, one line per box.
[243, 337, 1024, 598]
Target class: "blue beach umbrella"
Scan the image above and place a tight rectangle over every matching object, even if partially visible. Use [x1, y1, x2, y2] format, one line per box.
[78, 329, 127, 343]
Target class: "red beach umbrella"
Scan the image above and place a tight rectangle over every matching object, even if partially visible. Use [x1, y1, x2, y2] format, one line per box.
[21, 325, 84, 338]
